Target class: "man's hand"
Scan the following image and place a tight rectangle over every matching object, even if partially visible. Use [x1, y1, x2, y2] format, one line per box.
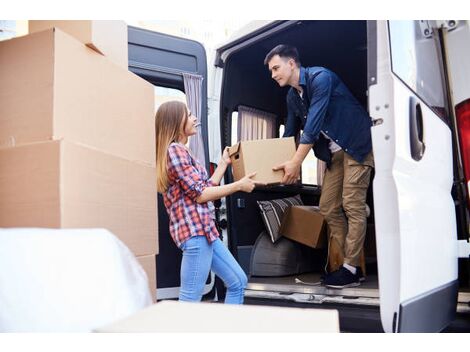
[273, 159, 301, 184]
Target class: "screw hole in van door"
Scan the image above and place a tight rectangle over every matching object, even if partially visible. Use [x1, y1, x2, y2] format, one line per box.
[372, 118, 383, 126]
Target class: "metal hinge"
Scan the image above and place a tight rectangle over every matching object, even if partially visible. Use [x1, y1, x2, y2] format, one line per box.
[458, 239, 470, 259]
[420, 20, 459, 38]
[419, 20, 434, 38]
[436, 20, 459, 32]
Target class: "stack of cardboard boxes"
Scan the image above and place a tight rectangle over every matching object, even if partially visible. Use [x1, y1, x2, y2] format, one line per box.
[0, 21, 158, 301]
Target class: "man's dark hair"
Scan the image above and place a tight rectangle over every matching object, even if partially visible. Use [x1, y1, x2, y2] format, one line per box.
[264, 44, 300, 66]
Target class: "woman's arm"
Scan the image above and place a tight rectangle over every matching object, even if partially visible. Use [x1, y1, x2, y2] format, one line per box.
[196, 172, 257, 204]
[167, 144, 258, 204]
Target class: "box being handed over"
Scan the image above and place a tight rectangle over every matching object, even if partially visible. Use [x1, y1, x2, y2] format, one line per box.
[228, 137, 296, 185]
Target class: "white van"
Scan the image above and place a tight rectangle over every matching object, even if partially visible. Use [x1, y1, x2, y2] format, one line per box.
[129, 20, 470, 332]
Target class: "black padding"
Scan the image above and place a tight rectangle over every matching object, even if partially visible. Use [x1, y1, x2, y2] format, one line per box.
[250, 231, 326, 277]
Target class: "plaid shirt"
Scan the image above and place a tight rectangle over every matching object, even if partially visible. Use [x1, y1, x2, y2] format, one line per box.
[163, 143, 219, 248]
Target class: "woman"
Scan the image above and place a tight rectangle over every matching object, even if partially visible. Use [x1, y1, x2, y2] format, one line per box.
[155, 101, 258, 304]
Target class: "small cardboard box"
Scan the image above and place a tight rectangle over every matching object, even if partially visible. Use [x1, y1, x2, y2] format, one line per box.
[228, 137, 296, 185]
[279, 206, 327, 248]
[0, 28, 154, 165]
[0, 140, 158, 256]
[29, 20, 128, 69]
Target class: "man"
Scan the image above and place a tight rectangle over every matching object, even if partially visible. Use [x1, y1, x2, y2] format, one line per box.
[265, 44, 374, 289]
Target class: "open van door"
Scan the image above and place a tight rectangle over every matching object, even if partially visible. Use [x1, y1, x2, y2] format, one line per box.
[369, 20, 459, 332]
[127, 26, 211, 300]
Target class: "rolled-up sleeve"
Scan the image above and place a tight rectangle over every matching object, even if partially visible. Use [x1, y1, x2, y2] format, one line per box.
[167, 144, 212, 200]
[300, 71, 333, 144]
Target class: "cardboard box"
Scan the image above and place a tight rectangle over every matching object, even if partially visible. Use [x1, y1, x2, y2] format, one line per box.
[279, 206, 327, 248]
[136, 255, 157, 303]
[95, 300, 340, 332]
[0, 140, 158, 256]
[228, 137, 296, 184]
[0, 28, 155, 165]
[28, 20, 128, 69]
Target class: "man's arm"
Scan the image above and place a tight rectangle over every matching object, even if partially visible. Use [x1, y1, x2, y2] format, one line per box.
[299, 71, 332, 144]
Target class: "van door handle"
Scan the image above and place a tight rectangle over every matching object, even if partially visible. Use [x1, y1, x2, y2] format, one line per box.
[409, 97, 425, 161]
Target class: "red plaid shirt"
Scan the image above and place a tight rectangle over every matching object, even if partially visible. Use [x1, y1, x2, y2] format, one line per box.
[163, 143, 220, 248]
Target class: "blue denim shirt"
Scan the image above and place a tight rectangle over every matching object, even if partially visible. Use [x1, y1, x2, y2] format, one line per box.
[283, 66, 372, 164]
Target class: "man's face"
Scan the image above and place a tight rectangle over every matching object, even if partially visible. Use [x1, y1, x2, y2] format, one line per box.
[268, 54, 295, 87]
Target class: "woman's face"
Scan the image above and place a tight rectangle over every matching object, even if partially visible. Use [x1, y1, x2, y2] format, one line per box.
[182, 109, 198, 138]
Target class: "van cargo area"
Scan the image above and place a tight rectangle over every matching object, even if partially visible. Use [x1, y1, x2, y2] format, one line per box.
[216, 20, 470, 324]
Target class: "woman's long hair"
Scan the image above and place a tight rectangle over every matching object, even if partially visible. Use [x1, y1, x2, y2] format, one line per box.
[155, 101, 188, 193]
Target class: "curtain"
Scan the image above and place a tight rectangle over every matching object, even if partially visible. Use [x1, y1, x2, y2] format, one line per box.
[237, 105, 277, 141]
[183, 73, 206, 166]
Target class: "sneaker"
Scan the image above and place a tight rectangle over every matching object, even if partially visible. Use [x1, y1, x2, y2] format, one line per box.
[323, 266, 361, 289]
[321, 267, 365, 283]
[356, 266, 366, 283]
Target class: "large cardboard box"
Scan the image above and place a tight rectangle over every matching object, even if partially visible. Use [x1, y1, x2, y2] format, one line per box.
[228, 137, 296, 185]
[28, 20, 128, 69]
[0, 28, 155, 165]
[95, 300, 340, 332]
[279, 206, 327, 248]
[0, 140, 158, 256]
[136, 255, 157, 303]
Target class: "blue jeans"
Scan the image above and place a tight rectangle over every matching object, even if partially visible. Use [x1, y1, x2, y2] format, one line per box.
[179, 236, 248, 304]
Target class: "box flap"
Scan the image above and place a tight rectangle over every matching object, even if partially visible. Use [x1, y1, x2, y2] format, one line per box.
[228, 142, 241, 157]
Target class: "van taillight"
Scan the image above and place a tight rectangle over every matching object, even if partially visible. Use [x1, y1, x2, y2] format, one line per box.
[456, 99, 470, 208]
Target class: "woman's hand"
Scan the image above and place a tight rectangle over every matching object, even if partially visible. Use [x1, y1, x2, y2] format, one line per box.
[236, 172, 258, 193]
[221, 147, 232, 166]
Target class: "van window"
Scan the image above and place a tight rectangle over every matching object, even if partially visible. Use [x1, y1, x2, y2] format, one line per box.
[231, 111, 238, 145]
[154, 86, 187, 142]
[154, 86, 186, 113]
[231, 106, 277, 144]
[389, 21, 447, 119]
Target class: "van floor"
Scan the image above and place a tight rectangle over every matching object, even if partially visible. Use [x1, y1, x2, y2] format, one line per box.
[246, 272, 380, 306]
[245, 273, 470, 315]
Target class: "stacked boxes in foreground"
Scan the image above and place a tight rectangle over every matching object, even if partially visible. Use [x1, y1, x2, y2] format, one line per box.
[0, 22, 158, 301]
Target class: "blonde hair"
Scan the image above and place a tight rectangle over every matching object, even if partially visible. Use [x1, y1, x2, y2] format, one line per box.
[155, 101, 188, 193]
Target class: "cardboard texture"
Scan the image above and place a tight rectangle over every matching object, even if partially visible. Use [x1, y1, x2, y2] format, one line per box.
[136, 255, 157, 303]
[0, 28, 155, 165]
[279, 206, 327, 248]
[95, 300, 340, 332]
[0, 140, 158, 256]
[28, 20, 128, 69]
[228, 137, 296, 184]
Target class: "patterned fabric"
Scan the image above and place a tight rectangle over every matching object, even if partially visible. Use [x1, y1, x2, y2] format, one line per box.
[257, 195, 303, 243]
[163, 143, 219, 248]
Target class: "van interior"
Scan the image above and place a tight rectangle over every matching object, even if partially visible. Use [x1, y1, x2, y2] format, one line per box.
[219, 21, 379, 296]
[218, 20, 469, 302]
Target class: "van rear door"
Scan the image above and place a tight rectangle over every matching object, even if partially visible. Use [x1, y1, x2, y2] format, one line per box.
[128, 25, 211, 300]
[369, 20, 459, 332]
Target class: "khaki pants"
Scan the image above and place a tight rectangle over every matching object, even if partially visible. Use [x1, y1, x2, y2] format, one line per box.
[319, 150, 374, 267]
